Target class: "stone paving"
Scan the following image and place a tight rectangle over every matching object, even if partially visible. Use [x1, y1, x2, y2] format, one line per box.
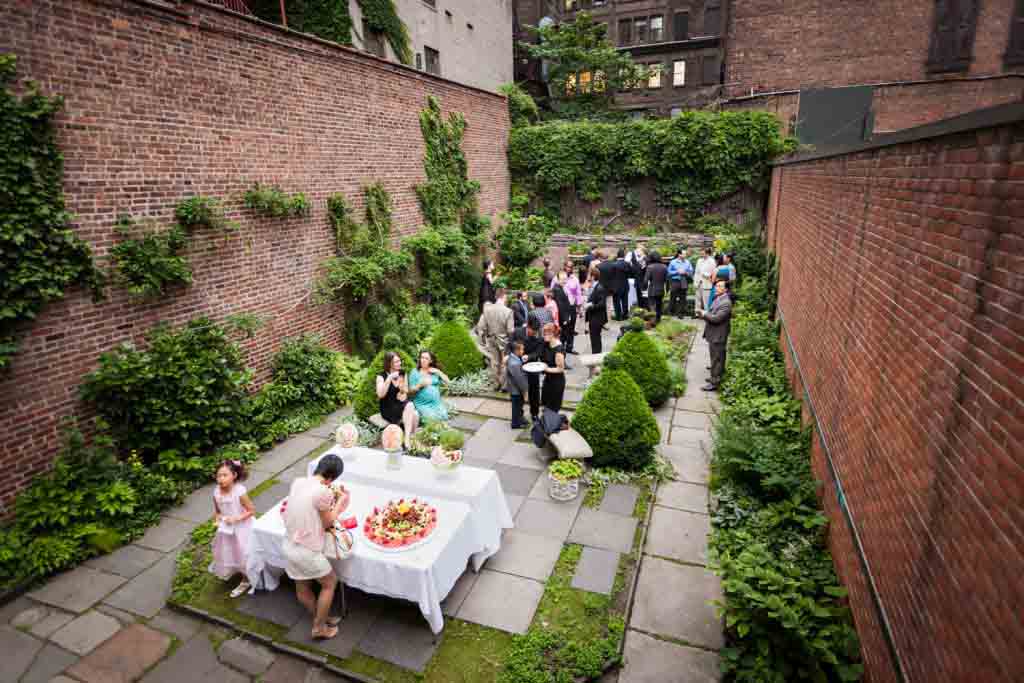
[618, 320, 724, 682]
[1, 318, 719, 681]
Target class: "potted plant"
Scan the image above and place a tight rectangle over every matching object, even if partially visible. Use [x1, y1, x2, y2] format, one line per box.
[430, 429, 465, 475]
[548, 459, 584, 502]
[409, 420, 448, 458]
[381, 424, 404, 470]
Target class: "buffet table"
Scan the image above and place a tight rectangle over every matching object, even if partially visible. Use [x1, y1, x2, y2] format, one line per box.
[308, 446, 514, 570]
[247, 481, 477, 634]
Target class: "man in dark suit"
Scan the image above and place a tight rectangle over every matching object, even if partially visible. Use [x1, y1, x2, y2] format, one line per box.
[579, 246, 598, 283]
[511, 290, 530, 328]
[641, 251, 669, 323]
[699, 280, 732, 391]
[598, 249, 630, 321]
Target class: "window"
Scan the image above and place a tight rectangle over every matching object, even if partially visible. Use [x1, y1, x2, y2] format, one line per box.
[579, 70, 592, 93]
[650, 16, 664, 42]
[565, 72, 578, 95]
[702, 56, 720, 85]
[674, 12, 689, 41]
[619, 19, 633, 45]
[593, 70, 607, 92]
[416, 53, 423, 70]
[1005, 0, 1024, 66]
[927, 0, 979, 72]
[363, 19, 386, 58]
[635, 17, 649, 43]
[424, 46, 440, 75]
[647, 63, 663, 89]
[422, 0, 435, 6]
[673, 60, 686, 86]
[703, 0, 722, 36]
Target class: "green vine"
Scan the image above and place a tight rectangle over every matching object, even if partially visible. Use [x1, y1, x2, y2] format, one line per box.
[248, 1, 353, 45]
[358, 0, 412, 65]
[508, 111, 796, 216]
[243, 183, 310, 218]
[109, 216, 192, 300]
[174, 195, 237, 231]
[0, 54, 104, 370]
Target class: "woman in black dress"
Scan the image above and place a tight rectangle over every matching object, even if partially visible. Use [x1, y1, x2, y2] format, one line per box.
[478, 259, 496, 317]
[374, 351, 419, 449]
[540, 322, 566, 412]
[584, 266, 608, 353]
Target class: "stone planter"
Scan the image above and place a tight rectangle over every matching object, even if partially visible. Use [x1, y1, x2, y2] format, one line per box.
[548, 472, 580, 502]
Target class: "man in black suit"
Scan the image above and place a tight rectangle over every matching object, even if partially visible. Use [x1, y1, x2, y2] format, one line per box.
[579, 245, 598, 283]
[511, 290, 530, 328]
[598, 248, 630, 321]
[698, 280, 732, 391]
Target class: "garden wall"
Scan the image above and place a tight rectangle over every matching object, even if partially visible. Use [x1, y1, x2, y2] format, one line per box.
[766, 103, 1023, 682]
[0, 0, 509, 514]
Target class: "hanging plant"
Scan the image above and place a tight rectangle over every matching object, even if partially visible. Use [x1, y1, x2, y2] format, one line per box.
[358, 0, 412, 65]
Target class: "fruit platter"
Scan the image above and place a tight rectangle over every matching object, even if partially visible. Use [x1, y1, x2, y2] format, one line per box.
[363, 498, 438, 552]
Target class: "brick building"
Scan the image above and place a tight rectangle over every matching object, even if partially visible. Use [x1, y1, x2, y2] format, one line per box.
[723, 0, 1024, 142]
[515, 0, 728, 116]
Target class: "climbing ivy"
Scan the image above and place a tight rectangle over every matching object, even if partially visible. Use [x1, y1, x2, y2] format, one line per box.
[109, 216, 192, 300]
[415, 95, 483, 235]
[358, 0, 412, 65]
[508, 110, 796, 215]
[248, 0, 353, 46]
[0, 54, 104, 370]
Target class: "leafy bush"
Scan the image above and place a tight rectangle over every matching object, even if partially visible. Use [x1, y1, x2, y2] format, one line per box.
[331, 353, 366, 406]
[403, 224, 480, 312]
[607, 331, 672, 408]
[572, 362, 659, 470]
[270, 334, 342, 412]
[720, 348, 789, 405]
[243, 183, 309, 218]
[109, 217, 191, 299]
[499, 83, 540, 128]
[493, 210, 552, 268]
[81, 317, 252, 463]
[174, 195, 237, 231]
[729, 307, 780, 354]
[353, 348, 415, 420]
[428, 321, 484, 379]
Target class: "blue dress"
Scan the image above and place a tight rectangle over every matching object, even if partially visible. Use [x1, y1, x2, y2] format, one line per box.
[409, 369, 449, 423]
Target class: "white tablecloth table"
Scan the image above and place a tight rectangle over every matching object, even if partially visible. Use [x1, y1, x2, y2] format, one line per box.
[309, 446, 514, 568]
[247, 482, 479, 634]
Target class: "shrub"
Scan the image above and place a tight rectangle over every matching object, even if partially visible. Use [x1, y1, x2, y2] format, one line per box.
[81, 318, 252, 462]
[174, 195, 236, 231]
[720, 348, 789, 406]
[499, 82, 540, 128]
[270, 334, 341, 411]
[493, 210, 552, 268]
[572, 363, 659, 470]
[607, 331, 672, 408]
[729, 308, 780, 354]
[331, 353, 366, 406]
[354, 347, 415, 420]
[109, 216, 191, 299]
[428, 321, 484, 379]
[243, 183, 309, 218]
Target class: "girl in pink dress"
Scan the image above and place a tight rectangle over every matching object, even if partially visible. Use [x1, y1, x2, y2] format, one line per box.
[209, 459, 255, 598]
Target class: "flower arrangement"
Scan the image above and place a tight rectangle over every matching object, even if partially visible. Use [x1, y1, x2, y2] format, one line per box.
[549, 459, 584, 482]
[380, 424, 403, 452]
[430, 429, 465, 472]
[335, 423, 360, 448]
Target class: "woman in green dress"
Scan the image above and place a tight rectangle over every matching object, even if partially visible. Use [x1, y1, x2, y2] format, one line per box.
[409, 351, 450, 423]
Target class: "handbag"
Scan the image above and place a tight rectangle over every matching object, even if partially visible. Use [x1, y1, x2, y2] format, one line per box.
[322, 523, 355, 560]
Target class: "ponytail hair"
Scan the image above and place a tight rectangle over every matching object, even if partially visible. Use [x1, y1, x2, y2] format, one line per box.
[217, 459, 248, 483]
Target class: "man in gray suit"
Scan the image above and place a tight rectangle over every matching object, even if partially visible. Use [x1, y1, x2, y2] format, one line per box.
[699, 280, 732, 391]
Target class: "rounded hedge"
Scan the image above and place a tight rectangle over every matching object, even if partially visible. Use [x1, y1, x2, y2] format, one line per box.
[607, 331, 672, 408]
[354, 348, 415, 420]
[572, 368, 660, 470]
[427, 320, 484, 379]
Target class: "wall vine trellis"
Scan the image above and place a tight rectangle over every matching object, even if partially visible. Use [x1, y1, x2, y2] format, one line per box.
[0, 54, 104, 371]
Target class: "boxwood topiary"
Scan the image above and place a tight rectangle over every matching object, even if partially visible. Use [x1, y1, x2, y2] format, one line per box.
[607, 330, 672, 408]
[427, 320, 484, 379]
[354, 348, 415, 420]
[571, 362, 660, 470]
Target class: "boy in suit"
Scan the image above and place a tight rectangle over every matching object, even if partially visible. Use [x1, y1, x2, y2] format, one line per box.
[506, 341, 529, 428]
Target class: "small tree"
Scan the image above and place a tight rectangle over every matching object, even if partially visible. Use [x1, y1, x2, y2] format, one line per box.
[520, 12, 649, 120]
[428, 321, 485, 379]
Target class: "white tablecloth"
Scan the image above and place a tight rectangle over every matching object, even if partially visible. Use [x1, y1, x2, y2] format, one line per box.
[309, 446, 514, 567]
[247, 482, 477, 634]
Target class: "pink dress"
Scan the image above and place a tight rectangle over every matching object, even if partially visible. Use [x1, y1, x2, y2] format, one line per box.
[209, 483, 253, 580]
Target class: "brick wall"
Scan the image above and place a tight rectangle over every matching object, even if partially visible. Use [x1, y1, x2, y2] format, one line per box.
[0, 0, 509, 513]
[724, 0, 1023, 133]
[765, 107, 1023, 681]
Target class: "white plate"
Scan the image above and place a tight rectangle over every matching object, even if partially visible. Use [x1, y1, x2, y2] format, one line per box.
[522, 361, 547, 373]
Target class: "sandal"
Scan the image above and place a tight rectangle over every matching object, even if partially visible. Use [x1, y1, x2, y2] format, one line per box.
[229, 581, 251, 598]
[312, 624, 339, 640]
[326, 616, 342, 627]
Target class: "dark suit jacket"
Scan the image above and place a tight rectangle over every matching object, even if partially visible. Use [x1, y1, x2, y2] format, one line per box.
[642, 262, 669, 298]
[598, 259, 629, 294]
[511, 299, 529, 328]
[702, 293, 732, 344]
[552, 284, 573, 323]
[585, 282, 608, 326]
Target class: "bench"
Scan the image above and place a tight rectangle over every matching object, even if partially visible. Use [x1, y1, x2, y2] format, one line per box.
[368, 414, 389, 430]
[577, 352, 606, 380]
[548, 428, 592, 460]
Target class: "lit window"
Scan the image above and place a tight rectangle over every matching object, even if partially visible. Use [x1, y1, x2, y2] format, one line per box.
[593, 71, 607, 92]
[650, 16, 664, 42]
[565, 72, 578, 95]
[673, 60, 686, 86]
[579, 71, 592, 93]
[634, 18, 649, 43]
[648, 63, 663, 89]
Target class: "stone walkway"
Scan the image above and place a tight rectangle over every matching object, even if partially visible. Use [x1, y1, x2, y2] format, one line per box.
[618, 320, 723, 683]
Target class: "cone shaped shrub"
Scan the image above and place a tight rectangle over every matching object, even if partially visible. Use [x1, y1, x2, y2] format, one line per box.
[572, 362, 660, 470]
[428, 320, 484, 379]
[607, 330, 672, 408]
[354, 348, 415, 420]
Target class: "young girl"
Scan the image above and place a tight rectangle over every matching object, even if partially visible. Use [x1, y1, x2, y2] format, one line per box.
[209, 459, 255, 598]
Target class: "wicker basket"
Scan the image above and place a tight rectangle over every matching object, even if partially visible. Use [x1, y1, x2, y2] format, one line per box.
[548, 472, 580, 502]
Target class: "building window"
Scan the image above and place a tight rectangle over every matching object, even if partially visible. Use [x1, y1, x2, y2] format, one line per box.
[619, 18, 633, 45]
[702, 56, 720, 85]
[424, 46, 440, 75]
[673, 60, 686, 86]
[927, 0, 979, 73]
[634, 17, 649, 43]
[647, 63, 663, 89]
[416, 53, 423, 70]
[674, 12, 689, 41]
[703, 0, 722, 36]
[1004, 0, 1024, 66]
[650, 16, 664, 42]
[363, 19, 386, 58]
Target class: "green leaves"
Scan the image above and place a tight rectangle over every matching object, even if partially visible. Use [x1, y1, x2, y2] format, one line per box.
[0, 54, 104, 370]
[493, 211, 552, 268]
[243, 183, 310, 218]
[109, 216, 192, 300]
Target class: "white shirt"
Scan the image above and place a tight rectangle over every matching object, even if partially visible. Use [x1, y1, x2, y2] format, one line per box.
[696, 257, 717, 287]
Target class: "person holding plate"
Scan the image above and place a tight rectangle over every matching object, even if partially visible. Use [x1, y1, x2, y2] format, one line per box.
[408, 350, 450, 423]
[540, 322, 566, 412]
